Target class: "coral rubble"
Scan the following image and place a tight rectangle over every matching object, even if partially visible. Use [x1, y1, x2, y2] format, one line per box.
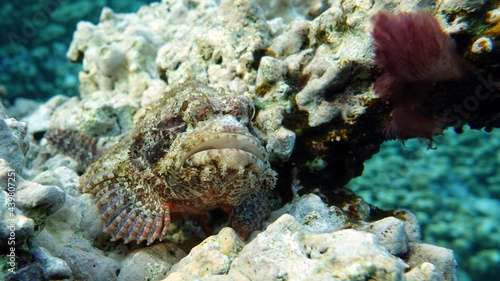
[2, 0, 500, 280]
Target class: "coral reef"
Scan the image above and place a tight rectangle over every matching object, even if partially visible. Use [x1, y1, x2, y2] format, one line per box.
[163, 195, 457, 281]
[2, 0, 500, 280]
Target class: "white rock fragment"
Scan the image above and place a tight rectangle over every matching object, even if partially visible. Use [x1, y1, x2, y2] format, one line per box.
[393, 209, 421, 242]
[256, 0, 328, 22]
[31, 247, 72, 280]
[295, 43, 344, 126]
[266, 127, 296, 162]
[60, 247, 120, 281]
[95, 45, 125, 90]
[4, 98, 40, 120]
[17, 181, 66, 217]
[256, 56, 288, 89]
[66, 21, 97, 63]
[407, 243, 458, 281]
[268, 20, 311, 58]
[49, 95, 138, 136]
[48, 97, 81, 132]
[0, 188, 35, 247]
[23, 95, 69, 134]
[165, 227, 244, 279]
[0, 159, 66, 245]
[119, 242, 185, 281]
[284, 48, 314, 75]
[290, 193, 348, 233]
[365, 216, 409, 255]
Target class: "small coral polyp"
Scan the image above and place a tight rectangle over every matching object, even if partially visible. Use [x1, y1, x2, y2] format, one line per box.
[371, 10, 473, 140]
[485, 7, 500, 37]
[471, 37, 494, 54]
[51, 83, 277, 245]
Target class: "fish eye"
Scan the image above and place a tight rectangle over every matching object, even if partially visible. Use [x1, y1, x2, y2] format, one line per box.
[181, 100, 189, 112]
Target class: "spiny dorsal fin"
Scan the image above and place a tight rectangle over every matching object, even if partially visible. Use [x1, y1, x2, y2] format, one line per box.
[45, 129, 110, 167]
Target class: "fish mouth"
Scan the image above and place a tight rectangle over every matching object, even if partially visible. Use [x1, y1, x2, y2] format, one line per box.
[179, 133, 267, 166]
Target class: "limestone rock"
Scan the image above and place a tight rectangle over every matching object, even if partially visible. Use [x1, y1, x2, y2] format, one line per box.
[17, 181, 66, 218]
[21, 95, 69, 134]
[60, 247, 120, 281]
[165, 227, 244, 279]
[0, 159, 64, 249]
[407, 243, 458, 281]
[31, 247, 72, 280]
[229, 214, 408, 280]
[289, 193, 349, 233]
[0, 188, 35, 250]
[118, 242, 185, 281]
[365, 217, 409, 255]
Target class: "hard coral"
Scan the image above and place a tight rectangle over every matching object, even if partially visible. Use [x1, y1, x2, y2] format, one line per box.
[371, 10, 473, 140]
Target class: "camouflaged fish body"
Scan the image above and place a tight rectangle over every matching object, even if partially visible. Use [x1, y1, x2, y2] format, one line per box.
[49, 83, 277, 245]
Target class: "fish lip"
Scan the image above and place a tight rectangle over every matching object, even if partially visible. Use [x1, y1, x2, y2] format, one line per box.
[179, 133, 267, 166]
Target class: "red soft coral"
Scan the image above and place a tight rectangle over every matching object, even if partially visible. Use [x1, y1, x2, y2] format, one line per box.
[371, 10, 473, 140]
[372, 10, 468, 86]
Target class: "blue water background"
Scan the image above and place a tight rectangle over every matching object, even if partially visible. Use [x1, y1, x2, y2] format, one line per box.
[348, 127, 500, 281]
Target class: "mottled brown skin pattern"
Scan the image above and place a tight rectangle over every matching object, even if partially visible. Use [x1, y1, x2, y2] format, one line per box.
[79, 83, 276, 245]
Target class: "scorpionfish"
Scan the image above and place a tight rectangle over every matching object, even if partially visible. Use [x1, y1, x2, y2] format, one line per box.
[46, 83, 277, 245]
